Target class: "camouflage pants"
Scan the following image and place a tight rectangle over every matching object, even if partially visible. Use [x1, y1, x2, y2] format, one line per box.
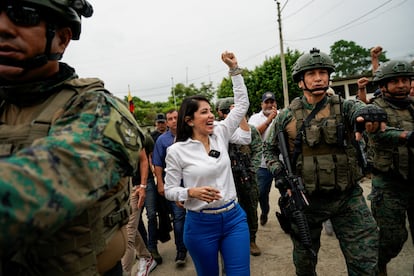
[290, 185, 378, 276]
[234, 172, 259, 242]
[370, 173, 414, 269]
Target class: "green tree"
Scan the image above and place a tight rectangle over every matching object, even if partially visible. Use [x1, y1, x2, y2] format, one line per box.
[258, 49, 302, 110]
[124, 96, 159, 126]
[169, 81, 215, 109]
[262, 49, 302, 109]
[330, 40, 388, 79]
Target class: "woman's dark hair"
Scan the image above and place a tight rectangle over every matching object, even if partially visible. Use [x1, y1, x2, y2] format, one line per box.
[176, 95, 210, 142]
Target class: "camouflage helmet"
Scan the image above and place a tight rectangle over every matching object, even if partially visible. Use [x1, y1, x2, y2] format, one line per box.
[22, 0, 93, 40]
[219, 97, 234, 112]
[215, 98, 224, 112]
[292, 48, 335, 82]
[373, 60, 414, 85]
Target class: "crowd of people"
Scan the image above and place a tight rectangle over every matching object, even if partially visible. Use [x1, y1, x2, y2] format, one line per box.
[1, 1, 414, 276]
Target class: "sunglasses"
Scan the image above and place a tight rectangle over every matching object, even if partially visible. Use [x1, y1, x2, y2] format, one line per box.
[1, 3, 42, 27]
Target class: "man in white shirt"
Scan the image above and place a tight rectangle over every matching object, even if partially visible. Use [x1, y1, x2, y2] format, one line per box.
[248, 92, 278, 226]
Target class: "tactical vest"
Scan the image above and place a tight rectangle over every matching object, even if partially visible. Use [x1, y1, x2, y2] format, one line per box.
[287, 95, 361, 195]
[372, 97, 414, 180]
[0, 78, 131, 275]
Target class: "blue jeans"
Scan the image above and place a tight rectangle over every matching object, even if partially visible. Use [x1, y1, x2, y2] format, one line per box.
[169, 201, 187, 253]
[144, 177, 158, 251]
[184, 204, 250, 276]
[257, 167, 273, 217]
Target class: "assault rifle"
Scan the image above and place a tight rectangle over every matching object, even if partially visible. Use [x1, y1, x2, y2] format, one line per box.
[229, 143, 251, 186]
[276, 131, 316, 257]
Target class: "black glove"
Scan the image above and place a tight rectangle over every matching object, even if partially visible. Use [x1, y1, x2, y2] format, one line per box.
[354, 105, 387, 133]
[275, 177, 290, 192]
[407, 131, 414, 147]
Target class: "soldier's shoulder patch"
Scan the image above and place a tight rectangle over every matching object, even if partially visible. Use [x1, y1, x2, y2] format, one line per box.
[116, 117, 142, 150]
[103, 96, 143, 151]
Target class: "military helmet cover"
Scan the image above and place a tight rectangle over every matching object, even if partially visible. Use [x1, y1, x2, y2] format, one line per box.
[22, 0, 93, 40]
[373, 60, 414, 84]
[292, 48, 335, 82]
[215, 98, 224, 111]
[219, 97, 234, 111]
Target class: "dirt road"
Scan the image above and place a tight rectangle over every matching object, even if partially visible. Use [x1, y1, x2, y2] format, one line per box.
[140, 179, 414, 275]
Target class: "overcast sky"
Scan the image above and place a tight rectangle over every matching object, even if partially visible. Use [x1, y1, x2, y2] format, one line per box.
[62, 0, 414, 103]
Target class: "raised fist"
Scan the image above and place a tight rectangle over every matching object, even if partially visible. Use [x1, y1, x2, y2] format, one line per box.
[221, 51, 238, 69]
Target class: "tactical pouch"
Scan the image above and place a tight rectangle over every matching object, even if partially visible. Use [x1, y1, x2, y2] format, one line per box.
[335, 154, 350, 191]
[304, 125, 321, 147]
[315, 155, 336, 192]
[301, 155, 316, 193]
[321, 119, 337, 145]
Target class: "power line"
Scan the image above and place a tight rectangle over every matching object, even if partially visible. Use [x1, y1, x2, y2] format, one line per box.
[283, 0, 315, 19]
[280, 0, 290, 12]
[316, 0, 408, 41]
[113, 0, 408, 101]
[287, 0, 392, 41]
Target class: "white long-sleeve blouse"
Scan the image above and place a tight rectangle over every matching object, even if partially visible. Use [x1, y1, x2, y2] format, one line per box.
[164, 74, 249, 211]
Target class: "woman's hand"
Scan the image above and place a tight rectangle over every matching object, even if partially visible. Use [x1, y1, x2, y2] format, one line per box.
[221, 51, 238, 69]
[188, 186, 222, 203]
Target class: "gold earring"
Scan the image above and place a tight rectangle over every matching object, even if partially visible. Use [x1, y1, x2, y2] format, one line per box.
[190, 123, 194, 127]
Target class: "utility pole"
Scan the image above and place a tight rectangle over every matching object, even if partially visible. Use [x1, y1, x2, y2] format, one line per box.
[171, 77, 177, 110]
[276, 1, 289, 108]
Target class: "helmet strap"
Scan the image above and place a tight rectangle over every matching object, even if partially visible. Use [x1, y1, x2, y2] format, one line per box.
[301, 76, 330, 93]
[383, 85, 409, 99]
[0, 23, 62, 70]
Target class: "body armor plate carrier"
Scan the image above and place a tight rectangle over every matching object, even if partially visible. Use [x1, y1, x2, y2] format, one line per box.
[0, 78, 131, 275]
[288, 95, 361, 195]
[372, 97, 414, 180]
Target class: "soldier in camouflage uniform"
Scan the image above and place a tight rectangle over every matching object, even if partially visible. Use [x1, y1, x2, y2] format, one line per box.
[0, 1, 144, 275]
[264, 48, 381, 275]
[219, 97, 262, 256]
[366, 60, 414, 275]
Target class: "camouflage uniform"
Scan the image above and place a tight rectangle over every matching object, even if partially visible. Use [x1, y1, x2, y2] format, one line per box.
[264, 95, 379, 275]
[229, 125, 261, 243]
[367, 60, 414, 272]
[263, 48, 379, 276]
[0, 66, 144, 274]
[0, 1, 146, 274]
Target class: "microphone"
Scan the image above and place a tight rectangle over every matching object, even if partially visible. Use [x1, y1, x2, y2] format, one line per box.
[208, 150, 220, 158]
